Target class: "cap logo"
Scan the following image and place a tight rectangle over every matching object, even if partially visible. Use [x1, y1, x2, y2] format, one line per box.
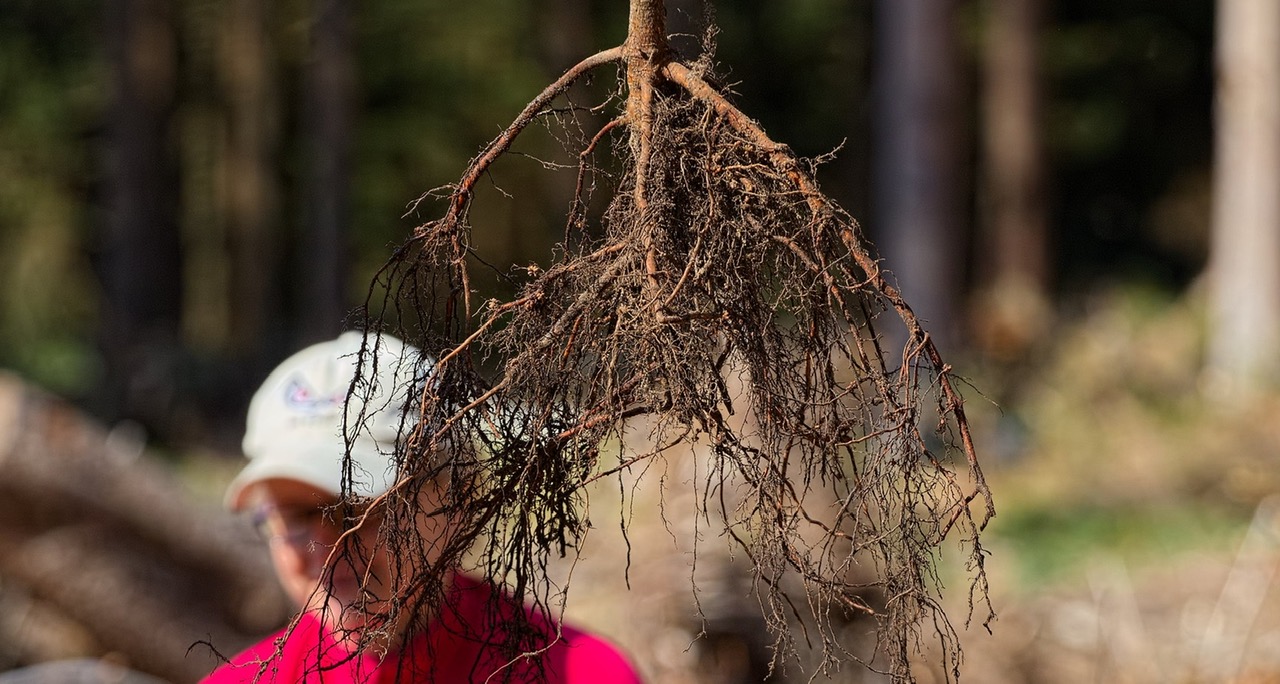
[283, 376, 347, 416]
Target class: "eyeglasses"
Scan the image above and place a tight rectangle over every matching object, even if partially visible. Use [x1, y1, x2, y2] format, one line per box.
[250, 502, 382, 548]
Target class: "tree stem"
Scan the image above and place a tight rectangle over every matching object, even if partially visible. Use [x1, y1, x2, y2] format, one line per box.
[626, 0, 667, 58]
[624, 0, 668, 215]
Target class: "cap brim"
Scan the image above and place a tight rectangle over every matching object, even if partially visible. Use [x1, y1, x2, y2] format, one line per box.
[223, 441, 400, 511]
[224, 453, 347, 511]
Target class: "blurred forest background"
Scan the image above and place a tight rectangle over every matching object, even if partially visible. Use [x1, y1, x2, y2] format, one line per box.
[4, 0, 1280, 682]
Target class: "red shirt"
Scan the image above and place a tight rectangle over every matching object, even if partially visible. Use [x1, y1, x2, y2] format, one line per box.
[201, 575, 641, 683]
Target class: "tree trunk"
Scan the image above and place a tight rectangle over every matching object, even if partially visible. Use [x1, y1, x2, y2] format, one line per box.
[221, 0, 284, 355]
[99, 0, 183, 430]
[974, 0, 1051, 360]
[624, 0, 668, 171]
[626, 0, 667, 56]
[872, 0, 968, 352]
[1208, 0, 1280, 394]
[298, 0, 355, 345]
[538, 0, 594, 73]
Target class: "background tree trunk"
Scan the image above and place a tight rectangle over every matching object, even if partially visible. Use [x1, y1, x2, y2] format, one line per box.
[974, 0, 1051, 361]
[221, 0, 284, 356]
[872, 0, 968, 352]
[538, 0, 594, 74]
[98, 0, 183, 432]
[297, 0, 355, 345]
[1208, 0, 1280, 394]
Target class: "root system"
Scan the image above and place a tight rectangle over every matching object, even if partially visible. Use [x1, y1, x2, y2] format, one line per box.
[346, 2, 994, 681]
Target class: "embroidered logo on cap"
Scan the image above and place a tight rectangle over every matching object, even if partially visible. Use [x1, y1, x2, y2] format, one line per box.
[283, 376, 346, 416]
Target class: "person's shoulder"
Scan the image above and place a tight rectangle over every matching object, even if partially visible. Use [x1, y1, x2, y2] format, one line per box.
[199, 635, 281, 684]
[551, 623, 644, 683]
[200, 629, 292, 684]
[198, 615, 320, 684]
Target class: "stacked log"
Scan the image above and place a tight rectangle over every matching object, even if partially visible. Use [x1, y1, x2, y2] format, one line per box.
[0, 373, 290, 683]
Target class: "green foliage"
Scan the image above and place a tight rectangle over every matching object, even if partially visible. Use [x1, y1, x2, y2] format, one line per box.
[354, 0, 554, 291]
[994, 501, 1244, 588]
[0, 1, 103, 395]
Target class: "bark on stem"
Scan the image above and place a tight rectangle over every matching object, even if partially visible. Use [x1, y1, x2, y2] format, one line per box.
[627, 0, 667, 56]
[624, 0, 670, 313]
[624, 0, 668, 210]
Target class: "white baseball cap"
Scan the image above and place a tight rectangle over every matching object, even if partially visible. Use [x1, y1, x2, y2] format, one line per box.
[225, 331, 427, 511]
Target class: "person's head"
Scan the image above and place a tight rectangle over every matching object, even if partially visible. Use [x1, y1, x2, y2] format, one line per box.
[225, 331, 450, 652]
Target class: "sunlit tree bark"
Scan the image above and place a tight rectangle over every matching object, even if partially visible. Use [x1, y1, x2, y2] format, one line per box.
[872, 0, 968, 351]
[1208, 0, 1280, 393]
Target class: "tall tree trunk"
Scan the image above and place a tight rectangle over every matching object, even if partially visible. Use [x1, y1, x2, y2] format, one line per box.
[298, 0, 354, 345]
[539, 0, 594, 73]
[531, 0, 596, 263]
[221, 0, 283, 356]
[872, 0, 967, 352]
[1208, 0, 1280, 394]
[99, 0, 183, 430]
[974, 0, 1050, 360]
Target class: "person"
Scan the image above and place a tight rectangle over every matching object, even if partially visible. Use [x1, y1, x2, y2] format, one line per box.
[201, 331, 642, 683]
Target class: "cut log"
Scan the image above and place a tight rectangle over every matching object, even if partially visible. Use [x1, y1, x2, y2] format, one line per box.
[0, 373, 291, 682]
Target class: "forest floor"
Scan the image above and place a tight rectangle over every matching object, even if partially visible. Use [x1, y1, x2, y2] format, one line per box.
[935, 283, 1280, 684]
